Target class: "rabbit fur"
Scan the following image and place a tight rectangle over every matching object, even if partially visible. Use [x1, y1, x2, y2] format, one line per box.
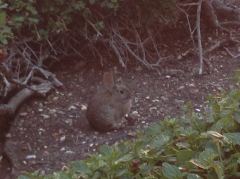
[86, 71, 132, 132]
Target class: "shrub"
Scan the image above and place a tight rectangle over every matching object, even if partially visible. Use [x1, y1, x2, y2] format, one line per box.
[19, 87, 240, 178]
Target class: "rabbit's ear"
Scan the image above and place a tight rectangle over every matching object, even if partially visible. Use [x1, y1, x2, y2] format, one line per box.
[103, 70, 114, 90]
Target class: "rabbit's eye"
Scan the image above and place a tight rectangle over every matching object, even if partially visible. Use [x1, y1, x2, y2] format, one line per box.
[119, 90, 124, 94]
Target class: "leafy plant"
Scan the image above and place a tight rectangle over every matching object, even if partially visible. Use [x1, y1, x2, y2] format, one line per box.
[19, 86, 240, 178]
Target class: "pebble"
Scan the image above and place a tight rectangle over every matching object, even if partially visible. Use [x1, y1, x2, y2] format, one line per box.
[40, 114, 50, 119]
[81, 104, 87, 111]
[68, 105, 77, 110]
[60, 136, 66, 142]
[19, 112, 28, 117]
[65, 150, 75, 154]
[26, 155, 37, 160]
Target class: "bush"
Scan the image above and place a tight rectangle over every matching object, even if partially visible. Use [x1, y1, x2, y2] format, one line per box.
[0, 0, 177, 44]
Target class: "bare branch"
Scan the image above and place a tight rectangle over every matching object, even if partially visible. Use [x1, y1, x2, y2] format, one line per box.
[224, 47, 240, 59]
[196, 0, 204, 75]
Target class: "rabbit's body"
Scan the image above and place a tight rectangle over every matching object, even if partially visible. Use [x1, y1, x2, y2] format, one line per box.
[86, 71, 132, 132]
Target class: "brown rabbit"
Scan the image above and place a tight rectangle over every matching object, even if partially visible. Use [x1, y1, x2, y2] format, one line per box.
[86, 70, 132, 132]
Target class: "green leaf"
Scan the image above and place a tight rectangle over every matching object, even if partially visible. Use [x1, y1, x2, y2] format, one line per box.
[191, 148, 218, 169]
[0, 3, 8, 9]
[18, 176, 32, 179]
[70, 161, 91, 175]
[28, 17, 39, 24]
[99, 144, 113, 156]
[114, 153, 133, 164]
[0, 11, 6, 26]
[162, 162, 183, 179]
[212, 162, 224, 179]
[139, 163, 153, 175]
[233, 111, 240, 124]
[176, 149, 194, 162]
[211, 117, 237, 132]
[187, 173, 203, 179]
[53, 172, 71, 179]
[115, 168, 129, 177]
[224, 133, 240, 145]
[151, 134, 170, 149]
[13, 15, 25, 23]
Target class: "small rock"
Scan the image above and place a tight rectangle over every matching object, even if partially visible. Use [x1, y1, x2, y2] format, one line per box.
[81, 104, 87, 111]
[19, 112, 28, 117]
[149, 107, 157, 112]
[195, 108, 201, 112]
[152, 99, 160, 103]
[65, 150, 75, 154]
[39, 128, 45, 132]
[177, 86, 185, 90]
[177, 55, 182, 60]
[49, 109, 57, 114]
[160, 96, 168, 101]
[189, 83, 195, 87]
[145, 96, 150, 100]
[68, 105, 77, 110]
[190, 88, 199, 94]
[40, 114, 50, 119]
[60, 136, 66, 142]
[57, 110, 65, 115]
[65, 119, 73, 126]
[53, 97, 59, 101]
[143, 81, 147, 85]
[26, 155, 36, 160]
[127, 131, 136, 137]
[175, 99, 185, 104]
[208, 37, 212, 41]
[5, 133, 11, 138]
[134, 97, 139, 103]
[136, 66, 143, 71]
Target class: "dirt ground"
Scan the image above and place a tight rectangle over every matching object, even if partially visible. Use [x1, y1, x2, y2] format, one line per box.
[4, 0, 240, 175]
[4, 47, 239, 176]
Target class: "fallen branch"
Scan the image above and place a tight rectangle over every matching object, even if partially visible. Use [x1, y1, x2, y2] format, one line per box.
[0, 81, 53, 176]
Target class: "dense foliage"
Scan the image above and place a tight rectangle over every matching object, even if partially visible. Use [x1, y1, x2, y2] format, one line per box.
[0, 0, 176, 45]
[0, 0, 177, 69]
[19, 79, 240, 178]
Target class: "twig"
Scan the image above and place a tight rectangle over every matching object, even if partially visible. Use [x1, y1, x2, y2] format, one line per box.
[178, 2, 199, 7]
[204, 39, 227, 55]
[196, 0, 204, 75]
[177, 5, 197, 50]
[109, 39, 126, 68]
[224, 47, 240, 58]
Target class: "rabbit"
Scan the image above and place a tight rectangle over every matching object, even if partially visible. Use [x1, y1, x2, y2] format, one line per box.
[86, 70, 132, 132]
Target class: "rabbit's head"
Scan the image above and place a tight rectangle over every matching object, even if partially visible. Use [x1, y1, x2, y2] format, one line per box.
[102, 71, 132, 111]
